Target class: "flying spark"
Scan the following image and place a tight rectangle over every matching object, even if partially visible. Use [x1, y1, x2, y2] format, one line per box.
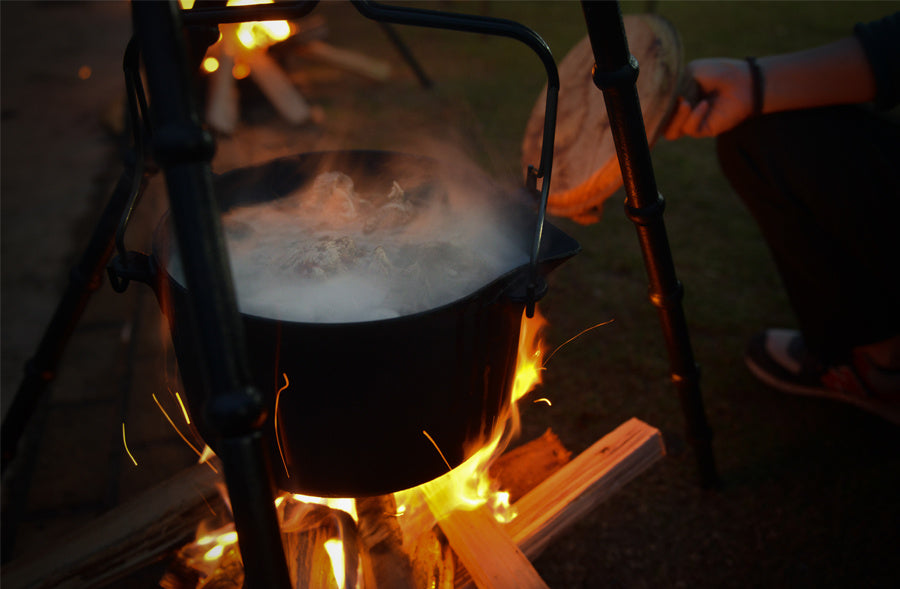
[422, 429, 452, 471]
[152, 393, 218, 473]
[122, 422, 138, 466]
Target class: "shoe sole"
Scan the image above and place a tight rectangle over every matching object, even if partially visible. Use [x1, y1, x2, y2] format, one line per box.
[745, 355, 900, 426]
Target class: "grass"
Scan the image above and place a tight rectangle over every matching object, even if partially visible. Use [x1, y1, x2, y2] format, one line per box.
[275, 2, 900, 586]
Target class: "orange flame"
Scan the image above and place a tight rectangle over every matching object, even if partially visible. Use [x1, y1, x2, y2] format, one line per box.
[395, 308, 549, 524]
[512, 309, 548, 404]
[189, 0, 294, 79]
[183, 308, 550, 586]
[228, 0, 292, 51]
[323, 539, 346, 588]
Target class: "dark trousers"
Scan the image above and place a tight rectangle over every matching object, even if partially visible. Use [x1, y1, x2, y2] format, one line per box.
[716, 105, 900, 364]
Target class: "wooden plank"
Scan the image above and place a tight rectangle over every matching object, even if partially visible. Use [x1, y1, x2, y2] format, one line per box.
[506, 418, 665, 560]
[245, 48, 312, 125]
[206, 50, 239, 135]
[433, 504, 550, 589]
[1, 460, 225, 589]
[489, 428, 572, 504]
[452, 419, 663, 588]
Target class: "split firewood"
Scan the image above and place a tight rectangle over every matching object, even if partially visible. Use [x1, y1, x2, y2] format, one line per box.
[453, 418, 664, 588]
[275, 14, 330, 50]
[489, 428, 572, 504]
[410, 527, 455, 589]
[205, 50, 239, 135]
[506, 417, 665, 560]
[297, 40, 392, 82]
[435, 504, 550, 589]
[245, 48, 312, 125]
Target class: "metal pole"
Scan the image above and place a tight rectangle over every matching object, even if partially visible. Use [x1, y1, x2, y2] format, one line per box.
[580, 0, 719, 488]
[1, 162, 146, 475]
[130, 2, 292, 586]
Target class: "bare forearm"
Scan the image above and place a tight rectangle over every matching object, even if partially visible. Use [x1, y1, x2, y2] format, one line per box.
[758, 36, 877, 114]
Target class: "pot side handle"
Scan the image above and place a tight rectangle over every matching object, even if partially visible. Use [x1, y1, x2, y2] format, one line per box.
[107, 250, 156, 294]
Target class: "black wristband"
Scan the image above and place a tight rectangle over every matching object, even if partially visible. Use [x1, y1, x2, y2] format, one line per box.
[745, 56, 764, 117]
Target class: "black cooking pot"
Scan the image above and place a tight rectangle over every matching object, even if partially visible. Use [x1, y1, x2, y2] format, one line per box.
[139, 150, 579, 497]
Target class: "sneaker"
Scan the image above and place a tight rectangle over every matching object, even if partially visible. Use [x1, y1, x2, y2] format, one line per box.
[745, 328, 900, 425]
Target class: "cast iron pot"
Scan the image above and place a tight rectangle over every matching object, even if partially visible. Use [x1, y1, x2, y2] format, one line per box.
[143, 150, 579, 497]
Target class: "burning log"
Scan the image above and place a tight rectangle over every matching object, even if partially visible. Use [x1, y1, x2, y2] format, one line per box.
[357, 495, 416, 588]
[357, 493, 456, 589]
[488, 428, 572, 504]
[281, 503, 359, 589]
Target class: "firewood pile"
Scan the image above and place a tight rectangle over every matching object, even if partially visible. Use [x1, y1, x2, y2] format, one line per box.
[1, 420, 662, 589]
[204, 14, 393, 135]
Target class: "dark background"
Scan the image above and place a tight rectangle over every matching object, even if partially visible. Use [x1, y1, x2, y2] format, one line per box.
[2, 2, 898, 587]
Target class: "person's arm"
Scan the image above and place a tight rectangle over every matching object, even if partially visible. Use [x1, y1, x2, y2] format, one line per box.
[761, 36, 877, 113]
[665, 36, 877, 140]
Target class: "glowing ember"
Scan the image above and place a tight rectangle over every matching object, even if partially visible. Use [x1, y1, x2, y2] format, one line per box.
[395, 308, 549, 524]
[202, 56, 220, 73]
[232, 62, 251, 80]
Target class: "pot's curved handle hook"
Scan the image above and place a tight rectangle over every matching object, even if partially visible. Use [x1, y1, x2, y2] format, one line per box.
[351, 0, 559, 317]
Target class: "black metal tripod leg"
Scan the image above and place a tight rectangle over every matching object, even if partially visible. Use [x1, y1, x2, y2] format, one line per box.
[1, 161, 146, 474]
[132, 3, 292, 587]
[377, 21, 433, 89]
[580, 0, 719, 488]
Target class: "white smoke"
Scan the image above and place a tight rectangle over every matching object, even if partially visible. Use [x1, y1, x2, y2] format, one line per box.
[168, 152, 532, 323]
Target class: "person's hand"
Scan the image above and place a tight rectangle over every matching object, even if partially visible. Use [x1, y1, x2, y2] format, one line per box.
[664, 58, 756, 140]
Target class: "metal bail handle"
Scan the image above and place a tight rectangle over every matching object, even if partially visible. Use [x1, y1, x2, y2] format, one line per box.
[350, 0, 560, 316]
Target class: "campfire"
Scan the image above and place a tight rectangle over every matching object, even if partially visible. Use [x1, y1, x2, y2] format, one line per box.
[155, 308, 663, 589]
[161, 306, 547, 588]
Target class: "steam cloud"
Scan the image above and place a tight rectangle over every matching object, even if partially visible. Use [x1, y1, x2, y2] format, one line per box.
[168, 153, 532, 323]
